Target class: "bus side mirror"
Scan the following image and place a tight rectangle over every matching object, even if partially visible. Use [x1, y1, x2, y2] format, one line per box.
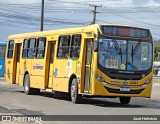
[93, 40, 98, 52]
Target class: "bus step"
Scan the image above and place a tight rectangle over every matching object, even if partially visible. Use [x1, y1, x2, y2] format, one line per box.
[45, 88, 53, 92]
[81, 93, 91, 95]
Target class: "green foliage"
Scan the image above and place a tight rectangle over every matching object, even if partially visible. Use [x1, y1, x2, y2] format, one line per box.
[154, 40, 160, 47]
[154, 40, 160, 61]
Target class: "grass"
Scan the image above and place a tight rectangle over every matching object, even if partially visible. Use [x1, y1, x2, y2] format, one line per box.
[153, 79, 160, 83]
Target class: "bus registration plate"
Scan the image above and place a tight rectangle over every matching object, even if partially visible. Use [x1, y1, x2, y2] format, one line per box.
[120, 87, 130, 91]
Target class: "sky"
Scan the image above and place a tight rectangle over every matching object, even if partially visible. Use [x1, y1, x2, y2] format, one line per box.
[0, 0, 160, 42]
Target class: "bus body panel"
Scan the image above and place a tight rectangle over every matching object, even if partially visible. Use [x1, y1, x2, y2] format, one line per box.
[92, 77, 152, 98]
[30, 59, 46, 89]
[0, 60, 5, 76]
[52, 59, 80, 92]
[5, 49, 14, 84]
[0, 42, 6, 77]
[91, 66, 153, 97]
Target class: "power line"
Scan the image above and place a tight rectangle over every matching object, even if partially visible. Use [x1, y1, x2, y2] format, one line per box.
[102, 6, 160, 28]
[1, 1, 160, 39]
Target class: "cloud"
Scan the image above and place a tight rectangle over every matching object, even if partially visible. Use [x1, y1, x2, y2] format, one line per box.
[0, 0, 40, 4]
[0, 0, 135, 9]
[49, 0, 134, 8]
[144, 0, 160, 7]
[86, 0, 134, 8]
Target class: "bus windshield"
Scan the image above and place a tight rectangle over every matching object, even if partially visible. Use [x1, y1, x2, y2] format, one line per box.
[98, 38, 152, 71]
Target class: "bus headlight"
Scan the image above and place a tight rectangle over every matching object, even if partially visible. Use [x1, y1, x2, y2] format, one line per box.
[94, 72, 105, 82]
[142, 80, 150, 87]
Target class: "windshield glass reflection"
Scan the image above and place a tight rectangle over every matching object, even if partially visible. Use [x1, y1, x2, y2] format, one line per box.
[98, 38, 152, 71]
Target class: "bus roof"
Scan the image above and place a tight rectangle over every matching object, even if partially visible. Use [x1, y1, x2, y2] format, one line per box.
[100, 24, 148, 30]
[8, 24, 149, 39]
[8, 24, 100, 39]
[0, 42, 7, 45]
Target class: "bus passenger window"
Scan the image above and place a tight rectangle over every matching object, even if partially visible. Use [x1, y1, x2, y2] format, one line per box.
[70, 34, 81, 59]
[22, 39, 28, 58]
[7, 40, 14, 58]
[57, 36, 70, 58]
[28, 38, 36, 58]
[36, 37, 46, 59]
[0, 45, 6, 59]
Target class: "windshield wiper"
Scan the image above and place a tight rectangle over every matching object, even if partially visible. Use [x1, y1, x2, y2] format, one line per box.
[132, 42, 141, 55]
[119, 47, 122, 62]
[113, 40, 120, 52]
[131, 42, 141, 63]
[131, 45, 134, 63]
[113, 40, 122, 62]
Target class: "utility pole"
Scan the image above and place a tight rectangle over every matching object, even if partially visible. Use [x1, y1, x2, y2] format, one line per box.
[40, 0, 44, 31]
[89, 4, 102, 24]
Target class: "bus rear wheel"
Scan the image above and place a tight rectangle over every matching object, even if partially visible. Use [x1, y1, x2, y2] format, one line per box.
[24, 74, 34, 95]
[70, 78, 82, 104]
[119, 97, 131, 104]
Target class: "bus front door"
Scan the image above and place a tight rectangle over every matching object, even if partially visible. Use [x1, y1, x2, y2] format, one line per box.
[15, 43, 21, 84]
[83, 40, 93, 93]
[48, 42, 55, 88]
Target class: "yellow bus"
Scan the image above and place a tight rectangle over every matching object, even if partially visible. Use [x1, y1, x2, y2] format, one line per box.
[4, 24, 153, 104]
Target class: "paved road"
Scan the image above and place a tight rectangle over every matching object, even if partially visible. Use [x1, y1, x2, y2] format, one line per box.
[0, 78, 160, 124]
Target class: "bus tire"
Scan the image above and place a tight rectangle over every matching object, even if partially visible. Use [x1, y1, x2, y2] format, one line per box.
[70, 78, 82, 104]
[119, 97, 131, 104]
[24, 74, 34, 95]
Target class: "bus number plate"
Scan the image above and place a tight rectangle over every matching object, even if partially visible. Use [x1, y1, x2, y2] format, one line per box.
[120, 87, 130, 91]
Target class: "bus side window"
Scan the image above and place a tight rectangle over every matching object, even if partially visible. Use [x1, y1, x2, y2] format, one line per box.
[7, 40, 14, 58]
[36, 37, 46, 59]
[57, 36, 70, 58]
[70, 34, 81, 59]
[0, 45, 6, 59]
[22, 39, 28, 58]
[28, 38, 36, 58]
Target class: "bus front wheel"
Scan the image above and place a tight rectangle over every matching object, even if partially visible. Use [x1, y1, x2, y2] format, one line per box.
[24, 74, 34, 95]
[70, 78, 82, 104]
[119, 97, 131, 104]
